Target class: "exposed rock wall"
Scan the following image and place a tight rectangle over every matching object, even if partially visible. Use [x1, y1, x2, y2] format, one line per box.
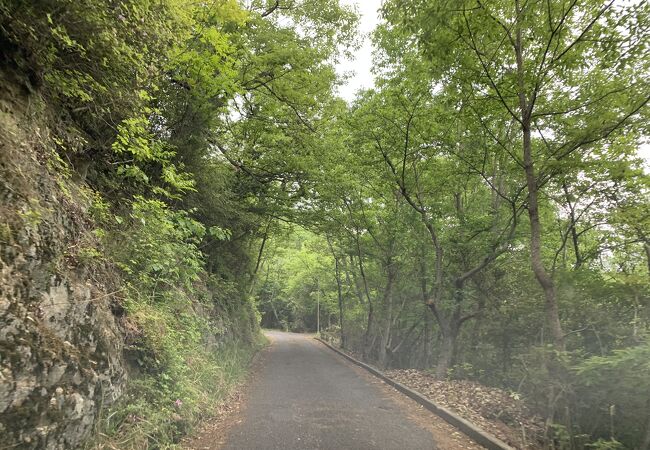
[0, 70, 127, 449]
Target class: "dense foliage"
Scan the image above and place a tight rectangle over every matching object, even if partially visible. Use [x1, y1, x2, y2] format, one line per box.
[1, 0, 356, 447]
[1, 0, 649, 448]
[253, 1, 650, 448]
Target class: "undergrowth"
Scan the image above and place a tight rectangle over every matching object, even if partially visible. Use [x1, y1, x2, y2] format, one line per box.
[90, 334, 263, 450]
[85, 196, 265, 449]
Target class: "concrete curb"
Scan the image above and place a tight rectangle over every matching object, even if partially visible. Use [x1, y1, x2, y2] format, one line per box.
[315, 337, 516, 450]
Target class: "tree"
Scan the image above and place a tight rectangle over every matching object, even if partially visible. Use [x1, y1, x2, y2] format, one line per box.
[343, 74, 522, 376]
[382, 0, 650, 351]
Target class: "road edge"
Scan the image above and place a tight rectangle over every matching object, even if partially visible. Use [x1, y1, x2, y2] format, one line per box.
[181, 336, 271, 449]
[315, 337, 516, 450]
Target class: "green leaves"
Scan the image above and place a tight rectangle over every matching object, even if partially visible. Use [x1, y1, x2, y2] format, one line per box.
[109, 197, 207, 293]
[111, 114, 196, 197]
[208, 226, 232, 241]
[112, 116, 169, 163]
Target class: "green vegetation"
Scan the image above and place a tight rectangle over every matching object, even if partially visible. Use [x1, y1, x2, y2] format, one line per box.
[251, 1, 650, 448]
[1, 0, 649, 448]
[1, 0, 355, 448]
[90, 195, 265, 448]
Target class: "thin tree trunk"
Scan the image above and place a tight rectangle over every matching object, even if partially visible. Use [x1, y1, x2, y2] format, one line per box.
[352, 235, 375, 358]
[469, 276, 487, 351]
[363, 291, 374, 358]
[327, 238, 346, 348]
[347, 256, 365, 305]
[378, 260, 396, 368]
[378, 311, 392, 368]
[418, 253, 433, 368]
[389, 320, 421, 356]
[515, 4, 565, 351]
[562, 183, 582, 269]
[348, 255, 375, 352]
[335, 258, 345, 347]
[514, 2, 567, 434]
[248, 220, 271, 295]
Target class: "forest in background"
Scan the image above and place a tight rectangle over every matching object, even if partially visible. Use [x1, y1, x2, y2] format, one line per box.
[0, 0, 648, 449]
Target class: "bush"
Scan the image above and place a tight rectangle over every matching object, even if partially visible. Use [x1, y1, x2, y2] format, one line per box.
[87, 196, 262, 449]
[574, 339, 650, 448]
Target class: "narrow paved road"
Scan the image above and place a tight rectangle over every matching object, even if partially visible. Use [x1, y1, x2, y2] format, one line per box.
[224, 331, 437, 450]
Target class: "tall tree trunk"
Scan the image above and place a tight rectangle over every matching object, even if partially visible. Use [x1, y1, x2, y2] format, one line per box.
[335, 258, 345, 347]
[363, 295, 375, 358]
[644, 241, 650, 278]
[523, 110, 565, 350]
[515, 5, 565, 351]
[347, 256, 365, 304]
[514, 3, 567, 433]
[328, 238, 346, 348]
[378, 260, 396, 368]
[418, 256, 433, 368]
[348, 256, 374, 351]
[353, 245, 375, 359]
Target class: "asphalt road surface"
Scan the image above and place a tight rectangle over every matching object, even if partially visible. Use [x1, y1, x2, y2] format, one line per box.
[224, 331, 437, 450]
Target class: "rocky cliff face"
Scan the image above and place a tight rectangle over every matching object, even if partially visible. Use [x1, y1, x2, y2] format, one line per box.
[0, 70, 127, 449]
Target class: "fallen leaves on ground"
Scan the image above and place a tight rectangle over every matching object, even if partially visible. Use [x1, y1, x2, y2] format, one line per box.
[384, 369, 545, 449]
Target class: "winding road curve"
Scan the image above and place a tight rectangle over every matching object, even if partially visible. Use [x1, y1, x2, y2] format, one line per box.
[223, 331, 438, 450]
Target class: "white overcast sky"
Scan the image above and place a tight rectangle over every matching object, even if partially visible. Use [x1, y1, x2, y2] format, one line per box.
[335, 0, 382, 101]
